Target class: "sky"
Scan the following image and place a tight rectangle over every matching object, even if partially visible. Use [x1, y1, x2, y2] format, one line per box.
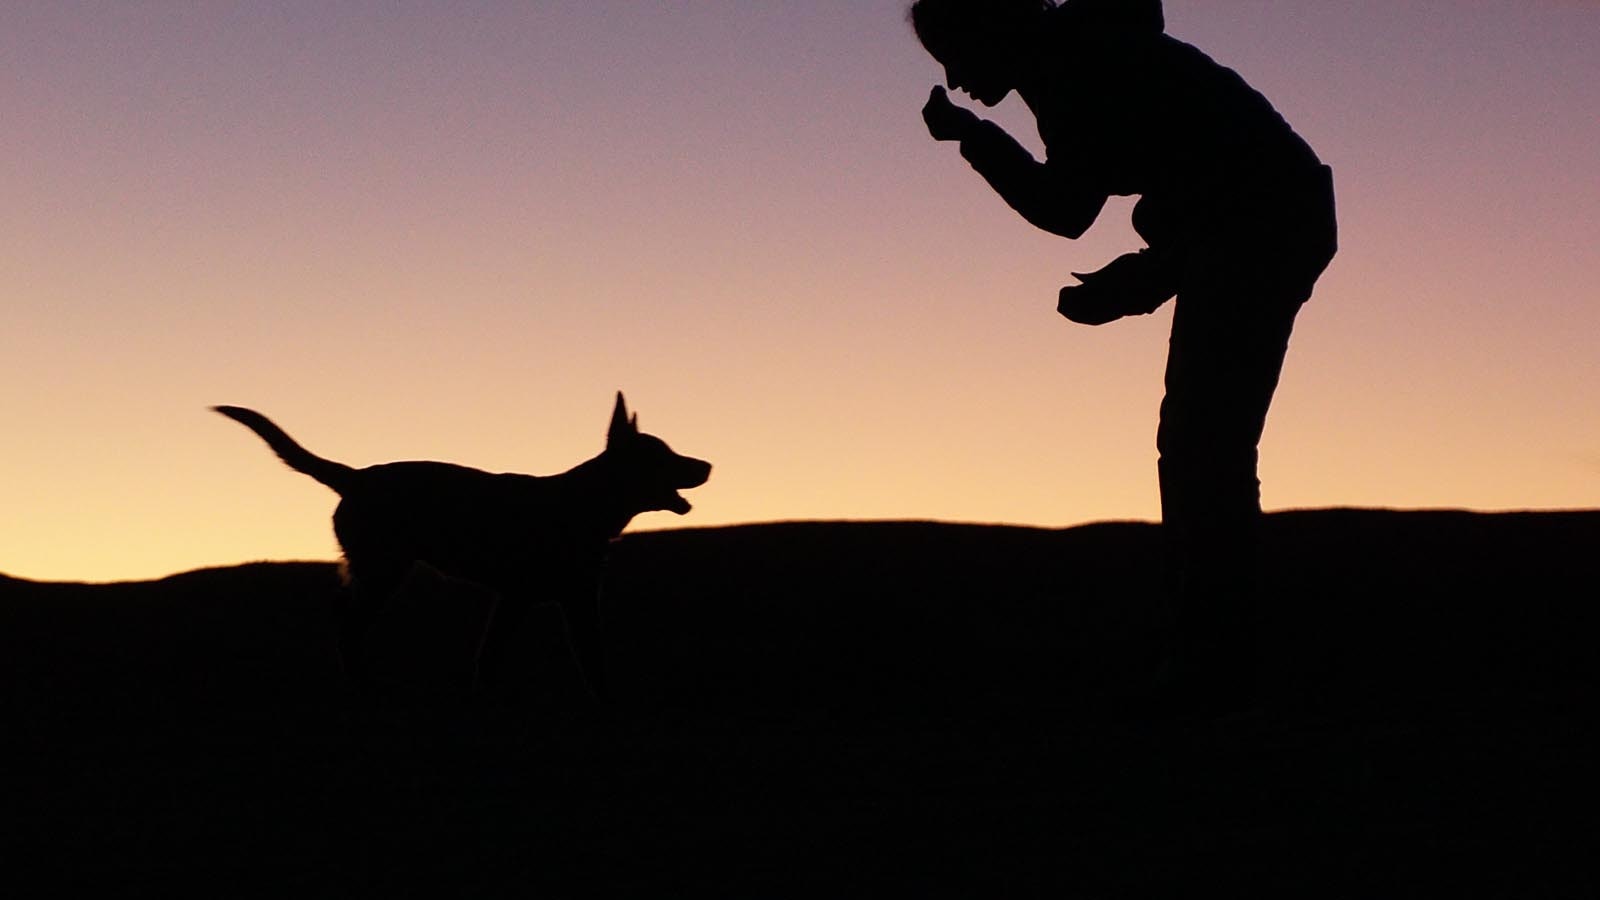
[4, 1, 1598, 581]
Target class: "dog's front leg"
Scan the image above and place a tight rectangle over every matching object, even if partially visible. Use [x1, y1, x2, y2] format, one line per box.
[562, 591, 609, 702]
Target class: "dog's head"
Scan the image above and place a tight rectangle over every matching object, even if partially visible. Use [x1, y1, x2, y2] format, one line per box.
[604, 392, 712, 516]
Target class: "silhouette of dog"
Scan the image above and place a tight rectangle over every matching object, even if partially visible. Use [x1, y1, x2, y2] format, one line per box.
[213, 394, 711, 698]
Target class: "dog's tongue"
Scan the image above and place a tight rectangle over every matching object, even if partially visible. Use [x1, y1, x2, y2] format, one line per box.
[667, 493, 692, 515]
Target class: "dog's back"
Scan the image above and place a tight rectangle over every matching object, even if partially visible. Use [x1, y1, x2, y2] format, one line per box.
[331, 462, 614, 597]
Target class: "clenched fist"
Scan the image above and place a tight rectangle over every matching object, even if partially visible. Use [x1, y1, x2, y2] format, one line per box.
[922, 86, 980, 142]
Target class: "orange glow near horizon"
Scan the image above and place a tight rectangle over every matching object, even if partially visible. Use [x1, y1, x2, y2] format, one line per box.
[4, 2, 1599, 582]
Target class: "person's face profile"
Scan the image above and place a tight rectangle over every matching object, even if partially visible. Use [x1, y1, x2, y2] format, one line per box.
[935, 42, 1013, 107]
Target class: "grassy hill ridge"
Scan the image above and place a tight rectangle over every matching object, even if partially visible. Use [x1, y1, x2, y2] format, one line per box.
[5, 508, 1598, 717]
[4, 509, 1597, 896]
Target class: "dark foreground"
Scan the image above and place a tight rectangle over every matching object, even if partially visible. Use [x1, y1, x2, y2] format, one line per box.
[3, 509, 1597, 897]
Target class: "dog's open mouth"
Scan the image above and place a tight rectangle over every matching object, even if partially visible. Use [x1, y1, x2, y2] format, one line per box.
[661, 459, 710, 514]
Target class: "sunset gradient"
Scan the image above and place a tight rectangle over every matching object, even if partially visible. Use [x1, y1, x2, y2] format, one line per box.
[5, 1, 1598, 581]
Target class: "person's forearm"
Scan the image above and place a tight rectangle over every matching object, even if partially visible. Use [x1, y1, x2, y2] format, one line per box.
[959, 119, 1105, 240]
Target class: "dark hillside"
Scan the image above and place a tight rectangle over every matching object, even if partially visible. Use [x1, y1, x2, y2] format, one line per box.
[603, 510, 1600, 718]
[605, 519, 1166, 722]
[1, 562, 344, 730]
[3, 509, 1597, 896]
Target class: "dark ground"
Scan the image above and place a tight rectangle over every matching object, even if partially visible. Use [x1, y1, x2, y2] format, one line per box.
[3, 509, 1597, 897]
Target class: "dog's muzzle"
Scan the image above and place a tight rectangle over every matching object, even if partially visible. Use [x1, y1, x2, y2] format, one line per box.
[666, 458, 713, 514]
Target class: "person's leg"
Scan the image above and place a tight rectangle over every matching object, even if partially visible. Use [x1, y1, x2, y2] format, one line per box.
[1150, 168, 1337, 712]
[1155, 282, 1305, 707]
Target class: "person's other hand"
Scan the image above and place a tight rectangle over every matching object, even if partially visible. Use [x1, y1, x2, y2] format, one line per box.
[1057, 281, 1126, 326]
[922, 86, 980, 141]
[1062, 250, 1179, 323]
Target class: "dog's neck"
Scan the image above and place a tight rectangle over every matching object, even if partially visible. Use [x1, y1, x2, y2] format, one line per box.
[559, 452, 647, 540]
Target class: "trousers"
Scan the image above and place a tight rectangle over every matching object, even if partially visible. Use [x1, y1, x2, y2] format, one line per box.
[1156, 283, 1303, 672]
[1152, 165, 1337, 690]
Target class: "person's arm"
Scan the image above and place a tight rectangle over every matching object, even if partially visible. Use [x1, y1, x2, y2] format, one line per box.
[959, 118, 1108, 240]
[923, 87, 1107, 240]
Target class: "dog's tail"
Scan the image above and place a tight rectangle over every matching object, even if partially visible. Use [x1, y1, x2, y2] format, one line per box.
[213, 406, 357, 494]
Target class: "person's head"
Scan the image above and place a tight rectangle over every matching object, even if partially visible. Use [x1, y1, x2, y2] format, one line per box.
[909, 0, 1056, 106]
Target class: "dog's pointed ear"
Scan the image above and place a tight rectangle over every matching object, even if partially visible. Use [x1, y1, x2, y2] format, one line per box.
[608, 392, 635, 446]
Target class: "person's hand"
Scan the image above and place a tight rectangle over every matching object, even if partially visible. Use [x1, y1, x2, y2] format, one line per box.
[1057, 250, 1180, 325]
[922, 86, 980, 142]
[1057, 281, 1124, 326]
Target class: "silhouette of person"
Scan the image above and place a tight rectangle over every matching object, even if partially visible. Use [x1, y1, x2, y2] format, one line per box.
[911, 0, 1337, 710]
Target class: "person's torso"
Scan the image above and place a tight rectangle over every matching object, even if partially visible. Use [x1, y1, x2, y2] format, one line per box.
[1026, 31, 1323, 211]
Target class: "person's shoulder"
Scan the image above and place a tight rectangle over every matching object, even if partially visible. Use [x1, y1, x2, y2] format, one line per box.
[1050, 0, 1164, 36]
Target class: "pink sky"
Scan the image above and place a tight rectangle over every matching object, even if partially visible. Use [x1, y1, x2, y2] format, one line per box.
[4, 1, 1598, 580]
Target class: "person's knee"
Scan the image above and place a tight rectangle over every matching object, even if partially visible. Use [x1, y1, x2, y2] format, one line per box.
[1156, 423, 1258, 466]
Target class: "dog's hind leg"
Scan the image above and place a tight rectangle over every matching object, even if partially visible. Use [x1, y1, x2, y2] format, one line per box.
[360, 563, 500, 695]
[336, 565, 403, 688]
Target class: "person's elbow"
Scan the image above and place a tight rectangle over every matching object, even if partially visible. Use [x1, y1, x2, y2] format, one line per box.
[1053, 215, 1096, 241]
[1023, 206, 1096, 240]
[1022, 191, 1104, 240]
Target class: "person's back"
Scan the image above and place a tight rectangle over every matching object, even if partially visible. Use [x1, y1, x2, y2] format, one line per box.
[1022, 4, 1326, 245]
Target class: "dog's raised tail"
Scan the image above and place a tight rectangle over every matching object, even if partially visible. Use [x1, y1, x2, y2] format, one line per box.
[213, 405, 357, 493]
